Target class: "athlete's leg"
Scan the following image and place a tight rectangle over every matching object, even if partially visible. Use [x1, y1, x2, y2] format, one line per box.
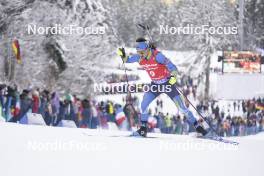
[132, 88, 159, 137]
[164, 82, 196, 124]
[172, 95, 208, 135]
[165, 84, 208, 135]
[172, 95, 196, 124]
[140, 91, 157, 123]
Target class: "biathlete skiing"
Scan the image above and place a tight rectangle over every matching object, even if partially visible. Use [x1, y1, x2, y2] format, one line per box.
[117, 39, 208, 137]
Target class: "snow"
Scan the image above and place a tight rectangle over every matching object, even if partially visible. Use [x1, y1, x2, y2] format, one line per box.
[0, 117, 5, 122]
[0, 122, 264, 176]
[214, 73, 264, 100]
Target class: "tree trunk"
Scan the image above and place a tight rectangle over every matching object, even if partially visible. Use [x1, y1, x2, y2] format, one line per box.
[204, 54, 210, 104]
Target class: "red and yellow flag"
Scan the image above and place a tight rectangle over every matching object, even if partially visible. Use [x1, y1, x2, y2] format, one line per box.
[12, 39, 22, 64]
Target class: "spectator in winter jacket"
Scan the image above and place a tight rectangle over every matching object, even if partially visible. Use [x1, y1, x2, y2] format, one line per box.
[106, 101, 115, 122]
[4, 86, 16, 121]
[0, 84, 6, 109]
[39, 90, 51, 125]
[164, 113, 173, 134]
[90, 101, 98, 129]
[51, 92, 60, 126]
[81, 99, 91, 128]
[32, 90, 40, 113]
[64, 99, 76, 122]
[174, 115, 183, 134]
[182, 116, 190, 135]
[9, 89, 32, 122]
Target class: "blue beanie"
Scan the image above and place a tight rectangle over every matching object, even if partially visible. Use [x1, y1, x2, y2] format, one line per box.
[136, 42, 148, 51]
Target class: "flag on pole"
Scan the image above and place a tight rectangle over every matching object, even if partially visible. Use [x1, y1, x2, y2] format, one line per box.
[11, 98, 20, 117]
[12, 39, 22, 64]
[148, 116, 157, 128]
[14, 98, 21, 116]
[115, 108, 126, 125]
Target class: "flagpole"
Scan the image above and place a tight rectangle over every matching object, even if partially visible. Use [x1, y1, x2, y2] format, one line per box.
[7, 37, 11, 82]
[9, 30, 15, 83]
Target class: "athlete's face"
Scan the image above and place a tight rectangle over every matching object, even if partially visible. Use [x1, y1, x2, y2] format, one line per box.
[137, 49, 149, 58]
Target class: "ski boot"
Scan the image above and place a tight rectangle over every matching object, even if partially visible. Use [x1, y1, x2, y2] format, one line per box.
[131, 123, 147, 137]
[194, 120, 208, 136]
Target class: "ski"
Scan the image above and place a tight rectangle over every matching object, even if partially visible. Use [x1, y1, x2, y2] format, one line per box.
[198, 135, 239, 145]
[82, 131, 239, 145]
[82, 132, 158, 139]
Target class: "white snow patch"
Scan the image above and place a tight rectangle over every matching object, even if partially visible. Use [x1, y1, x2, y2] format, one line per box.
[1, 122, 263, 176]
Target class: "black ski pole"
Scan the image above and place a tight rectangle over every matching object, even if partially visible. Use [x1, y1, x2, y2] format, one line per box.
[111, 28, 131, 94]
[112, 29, 139, 124]
[174, 85, 220, 136]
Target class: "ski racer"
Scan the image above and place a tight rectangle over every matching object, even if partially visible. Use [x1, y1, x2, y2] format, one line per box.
[117, 39, 208, 137]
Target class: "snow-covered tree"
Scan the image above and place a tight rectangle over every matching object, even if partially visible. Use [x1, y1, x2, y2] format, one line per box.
[0, 0, 262, 99]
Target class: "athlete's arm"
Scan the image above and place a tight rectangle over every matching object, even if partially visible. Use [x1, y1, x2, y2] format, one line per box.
[156, 52, 178, 85]
[155, 52, 178, 73]
[125, 54, 140, 63]
[117, 48, 140, 63]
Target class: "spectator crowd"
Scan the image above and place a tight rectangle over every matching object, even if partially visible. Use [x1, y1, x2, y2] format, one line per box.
[0, 83, 263, 137]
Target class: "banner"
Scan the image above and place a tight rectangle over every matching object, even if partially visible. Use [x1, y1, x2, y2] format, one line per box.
[223, 51, 261, 73]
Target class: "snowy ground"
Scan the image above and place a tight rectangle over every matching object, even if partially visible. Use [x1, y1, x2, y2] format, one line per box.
[0, 122, 264, 176]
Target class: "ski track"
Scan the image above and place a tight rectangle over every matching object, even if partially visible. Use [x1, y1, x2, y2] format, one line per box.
[0, 122, 263, 176]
